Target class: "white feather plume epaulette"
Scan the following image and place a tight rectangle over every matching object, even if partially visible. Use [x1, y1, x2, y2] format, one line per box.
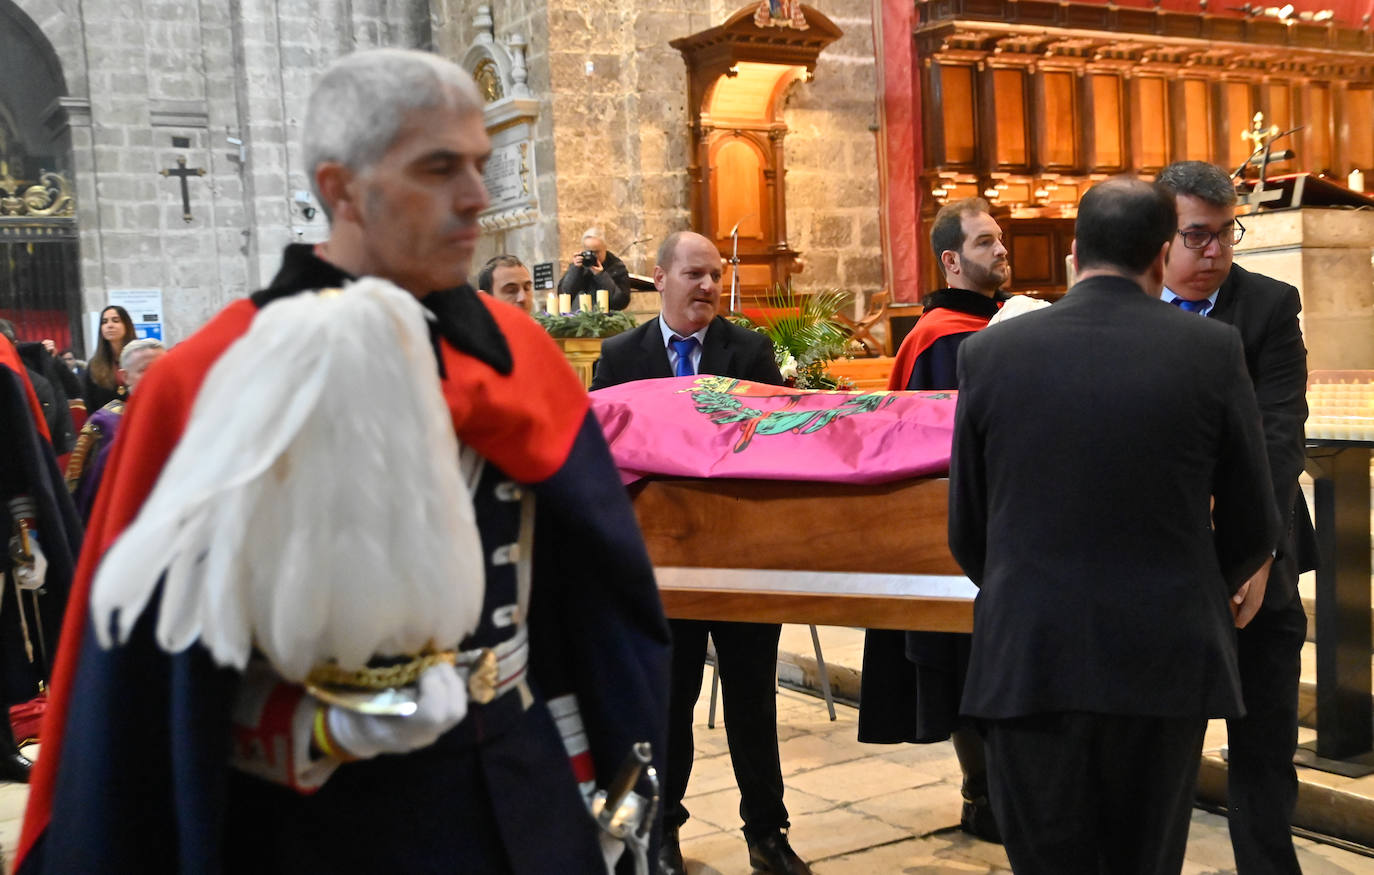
[90, 278, 486, 682]
[988, 294, 1052, 326]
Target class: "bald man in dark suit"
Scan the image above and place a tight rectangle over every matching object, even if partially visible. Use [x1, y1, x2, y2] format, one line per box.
[591, 231, 805, 875]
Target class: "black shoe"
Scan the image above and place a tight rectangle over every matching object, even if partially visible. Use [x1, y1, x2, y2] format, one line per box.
[0, 750, 32, 784]
[960, 796, 1001, 844]
[747, 830, 812, 875]
[657, 825, 686, 875]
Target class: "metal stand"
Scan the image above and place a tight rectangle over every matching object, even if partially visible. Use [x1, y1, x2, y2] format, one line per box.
[707, 635, 720, 730]
[707, 625, 836, 726]
[1300, 443, 1374, 776]
[809, 624, 837, 721]
[727, 220, 744, 315]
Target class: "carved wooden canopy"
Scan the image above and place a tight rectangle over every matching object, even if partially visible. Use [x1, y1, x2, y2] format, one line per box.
[670, 4, 843, 82]
[671, 5, 843, 304]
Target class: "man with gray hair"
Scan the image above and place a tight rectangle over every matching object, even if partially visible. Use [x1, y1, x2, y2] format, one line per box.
[117, 338, 166, 393]
[64, 339, 166, 521]
[1157, 159, 1314, 875]
[20, 48, 669, 875]
[558, 227, 632, 310]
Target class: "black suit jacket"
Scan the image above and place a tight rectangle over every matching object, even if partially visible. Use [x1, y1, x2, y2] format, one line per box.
[1208, 263, 1315, 607]
[950, 275, 1280, 722]
[590, 315, 784, 389]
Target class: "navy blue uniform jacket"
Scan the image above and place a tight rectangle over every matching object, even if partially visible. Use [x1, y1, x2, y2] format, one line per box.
[19, 246, 671, 874]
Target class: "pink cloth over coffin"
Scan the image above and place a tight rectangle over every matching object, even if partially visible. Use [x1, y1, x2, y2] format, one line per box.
[590, 375, 958, 485]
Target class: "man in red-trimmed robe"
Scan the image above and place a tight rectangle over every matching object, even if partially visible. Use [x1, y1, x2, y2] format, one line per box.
[861, 197, 1010, 842]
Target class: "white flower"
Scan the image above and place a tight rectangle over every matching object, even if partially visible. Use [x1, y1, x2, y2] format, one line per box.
[779, 354, 799, 381]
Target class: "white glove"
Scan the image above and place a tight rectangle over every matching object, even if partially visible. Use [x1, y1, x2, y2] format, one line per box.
[325, 662, 468, 759]
[9, 532, 47, 591]
[599, 832, 625, 874]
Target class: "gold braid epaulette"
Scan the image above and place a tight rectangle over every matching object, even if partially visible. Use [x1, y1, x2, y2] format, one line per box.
[304, 649, 457, 691]
[64, 423, 102, 493]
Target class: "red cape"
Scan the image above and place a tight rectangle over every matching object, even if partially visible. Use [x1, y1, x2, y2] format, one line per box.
[18, 294, 588, 866]
[1, 339, 52, 445]
[887, 307, 997, 391]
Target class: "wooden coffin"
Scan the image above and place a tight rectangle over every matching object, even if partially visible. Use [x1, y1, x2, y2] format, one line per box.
[629, 477, 975, 632]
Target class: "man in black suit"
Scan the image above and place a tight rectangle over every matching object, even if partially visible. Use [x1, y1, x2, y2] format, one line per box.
[591, 231, 806, 875]
[949, 177, 1280, 873]
[1158, 160, 1314, 875]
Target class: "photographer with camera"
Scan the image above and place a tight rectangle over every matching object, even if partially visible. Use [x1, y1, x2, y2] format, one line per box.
[557, 228, 631, 311]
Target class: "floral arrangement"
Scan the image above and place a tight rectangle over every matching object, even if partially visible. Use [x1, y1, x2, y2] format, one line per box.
[535, 309, 637, 339]
[731, 283, 856, 390]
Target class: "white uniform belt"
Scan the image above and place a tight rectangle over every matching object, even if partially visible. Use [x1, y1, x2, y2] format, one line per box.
[454, 625, 529, 703]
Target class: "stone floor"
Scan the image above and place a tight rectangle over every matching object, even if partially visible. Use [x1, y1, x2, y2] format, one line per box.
[0, 672, 1370, 873]
[678, 666, 1374, 874]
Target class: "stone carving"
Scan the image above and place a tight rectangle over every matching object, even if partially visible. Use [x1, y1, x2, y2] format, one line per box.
[754, 0, 808, 30]
[462, 5, 539, 231]
[464, 5, 532, 101]
[474, 58, 503, 102]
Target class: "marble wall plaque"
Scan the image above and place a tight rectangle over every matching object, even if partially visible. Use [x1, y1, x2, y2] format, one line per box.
[482, 141, 530, 208]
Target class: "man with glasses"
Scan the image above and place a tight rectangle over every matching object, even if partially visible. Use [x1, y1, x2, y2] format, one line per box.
[1157, 160, 1314, 875]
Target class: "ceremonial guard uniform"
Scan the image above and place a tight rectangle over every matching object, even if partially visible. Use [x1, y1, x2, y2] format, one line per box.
[0, 338, 79, 778]
[64, 398, 125, 521]
[18, 245, 671, 873]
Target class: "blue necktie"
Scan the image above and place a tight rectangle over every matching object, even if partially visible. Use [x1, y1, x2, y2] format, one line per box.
[670, 336, 698, 377]
[1172, 298, 1210, 315]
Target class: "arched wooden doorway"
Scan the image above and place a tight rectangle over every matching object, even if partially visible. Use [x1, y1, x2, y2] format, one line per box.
[671, 5, 841, 310]
[0, 0, 81, 351]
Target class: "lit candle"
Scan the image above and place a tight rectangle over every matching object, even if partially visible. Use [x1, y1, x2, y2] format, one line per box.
[546, 292, 557, 314]
[558, 293, 572, 314]
[578, 293, 592, 312]
[596, 289, 610, 311]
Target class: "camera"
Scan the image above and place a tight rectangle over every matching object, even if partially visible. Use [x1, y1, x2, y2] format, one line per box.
[579, 250, 599, 269]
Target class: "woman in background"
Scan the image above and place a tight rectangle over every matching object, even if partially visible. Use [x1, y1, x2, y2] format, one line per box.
[83, 305, 135, 411]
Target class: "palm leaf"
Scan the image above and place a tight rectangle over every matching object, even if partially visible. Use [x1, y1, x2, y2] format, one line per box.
[727, 281, 855, 389]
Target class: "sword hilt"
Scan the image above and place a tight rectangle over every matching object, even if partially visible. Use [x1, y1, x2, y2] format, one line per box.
[602, 741, 651, 817]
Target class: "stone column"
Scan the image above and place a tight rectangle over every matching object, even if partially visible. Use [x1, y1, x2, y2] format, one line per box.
[1235, 208, 1374, 371]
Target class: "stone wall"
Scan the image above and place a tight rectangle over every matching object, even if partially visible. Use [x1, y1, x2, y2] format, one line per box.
[446, 0, 882, 305]
[781, 0, 882, 309]
[11, 0, 431, 347]
[541, 0, 714, 279]
[12, 0, 883, 344]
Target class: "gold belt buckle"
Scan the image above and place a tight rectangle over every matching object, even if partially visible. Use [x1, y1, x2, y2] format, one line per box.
[467, 648, 499, 704]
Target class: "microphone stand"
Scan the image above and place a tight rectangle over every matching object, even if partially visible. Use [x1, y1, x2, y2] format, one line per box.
[727, 217, 751, 315]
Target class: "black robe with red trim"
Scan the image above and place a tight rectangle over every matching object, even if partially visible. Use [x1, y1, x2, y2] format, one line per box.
[18, 246, 671, 874]
[0, 340, 80, 707]
[860, 287, 1003, 744]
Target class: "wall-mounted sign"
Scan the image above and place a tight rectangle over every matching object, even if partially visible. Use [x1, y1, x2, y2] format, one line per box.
[532, 261, 555, 291]
[107, 288, 164, 341]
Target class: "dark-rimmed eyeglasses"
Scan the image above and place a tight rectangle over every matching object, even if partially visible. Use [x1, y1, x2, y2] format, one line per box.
[1177, 219, 1245, 250]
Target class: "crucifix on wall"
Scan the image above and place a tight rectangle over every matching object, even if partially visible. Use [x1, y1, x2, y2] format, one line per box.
[160, 156, 206, 223]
